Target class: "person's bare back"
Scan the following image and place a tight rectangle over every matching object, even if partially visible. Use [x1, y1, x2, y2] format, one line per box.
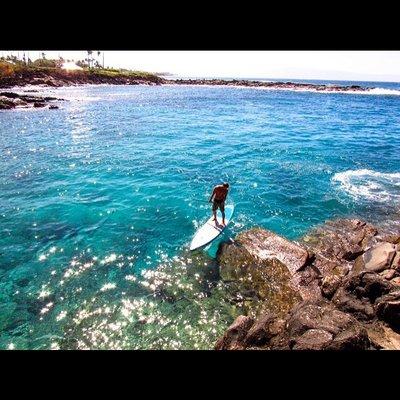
[209, 182, 230, 225]
[213, 185, 228, 201]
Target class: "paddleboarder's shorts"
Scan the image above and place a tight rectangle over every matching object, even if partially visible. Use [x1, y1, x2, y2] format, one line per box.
[212, 199, 225, 212]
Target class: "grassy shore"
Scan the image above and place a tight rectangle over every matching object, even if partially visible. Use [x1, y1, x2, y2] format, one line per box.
[0, 59, 165, 88]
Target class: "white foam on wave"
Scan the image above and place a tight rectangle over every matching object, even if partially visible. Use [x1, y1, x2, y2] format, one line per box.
[332, 169, 400, 202]
[164, 83, 400, 96]
[363, 87, 400, 96]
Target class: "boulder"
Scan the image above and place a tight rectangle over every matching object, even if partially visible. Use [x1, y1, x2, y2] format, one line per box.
[292, 329, 333, 350]
[217, 229, 307, 317]
[34, 102, 46, 108]
[363, 242, 396, 272]
[234, 228, 310, 274]
[321, 274, 342, 299]
[286, 300, 370, 350]
[215, 300, 370, 350]
[302, 219, 377, 255]
[377, 234, 400, 245]
[0, 91, 20, 98]
[326, 324, 370, 350]
[384, 269, 397, 280]
[375, 290, 400, 330]
[301, 219, 378, 289]
[332, 286, 375, 321]
[49, 105, 59, 109]
[287, 301, 354, 336]
[366, 321, 400, 350]
[332, 271, 393, 321]
[391, 251, 400, 270]
[392, 277, 400, 286]
[243, 313, 285, 347]
[214, 315, 254, 350]
[0, 97, 16, 109]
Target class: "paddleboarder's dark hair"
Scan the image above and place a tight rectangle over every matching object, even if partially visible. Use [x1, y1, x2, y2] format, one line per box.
[223, 182, 229, 187]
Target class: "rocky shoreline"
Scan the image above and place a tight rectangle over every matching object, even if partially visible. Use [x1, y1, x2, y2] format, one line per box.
[0, 91, 65, 110]
[0, 70, 372, 94]
[0, 69, 164, 89]
[169, 78, 370, 93]
[0, 78, 372, 111]
[214, 219, 400, 350]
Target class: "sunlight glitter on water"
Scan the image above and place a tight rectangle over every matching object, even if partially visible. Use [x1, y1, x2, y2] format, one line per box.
[1, 83, 400, 349]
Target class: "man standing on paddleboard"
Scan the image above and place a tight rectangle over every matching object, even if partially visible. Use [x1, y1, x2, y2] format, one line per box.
[209, 182, 229, 226]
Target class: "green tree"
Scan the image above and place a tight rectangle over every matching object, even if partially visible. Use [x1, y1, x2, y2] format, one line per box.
[87, 50, 93, 68]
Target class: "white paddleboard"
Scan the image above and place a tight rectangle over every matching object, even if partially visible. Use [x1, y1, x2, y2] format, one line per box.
[190, 204, 234, 251]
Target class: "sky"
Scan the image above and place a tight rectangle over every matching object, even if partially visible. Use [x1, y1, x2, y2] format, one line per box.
[2, 51, 400, 82]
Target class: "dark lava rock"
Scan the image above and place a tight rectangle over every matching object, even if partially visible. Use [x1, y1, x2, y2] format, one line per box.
[0, 92, 64, 109]
[375, 290, 400, 330]
[302, 219, 377, 269]
[243, 313, 285, 347]
[0, 98, 16, 109]
[326, 324, 371, 350]
[292, 329, 334, 350]
[216, 300, 369, 350]
[384, 269, 397, 280]
[49, 105, 59, 109]
[286, 300, 355, 337]
[320, 274, 342, 299]
[332, 271, 393, 321]
[171, 79, 370, 92]
[216, 218, 400, 350]
[215, 315, 254, 350]
[0, 91, 20, 98]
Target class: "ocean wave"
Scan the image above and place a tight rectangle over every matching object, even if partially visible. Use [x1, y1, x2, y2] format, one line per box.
[332, 169, 400, 202]
[164, 83, 400, 96]
[364, 87, 400, 96]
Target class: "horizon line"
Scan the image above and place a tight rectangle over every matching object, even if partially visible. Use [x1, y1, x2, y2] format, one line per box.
[160, 74, 400, 84]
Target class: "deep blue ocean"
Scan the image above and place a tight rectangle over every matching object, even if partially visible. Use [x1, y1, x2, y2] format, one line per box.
[1, 79, 400, 349]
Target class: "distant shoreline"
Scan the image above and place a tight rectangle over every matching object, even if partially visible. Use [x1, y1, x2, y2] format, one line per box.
[168, 78, 370, 93]
[0, 66, 372, 93]
[1, 69, 379, 110]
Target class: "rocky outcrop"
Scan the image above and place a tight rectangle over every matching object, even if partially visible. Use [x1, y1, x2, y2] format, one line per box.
[216, 300, 370, 350]
[214, 315, 255, 350]
[332, 272, 390, 321]
[0, 91, 64, 110]
[215, 218, 400, 350]
[171, 79, 371, 93]
[1, 69, 372, 93]
[354, 242, 398, 273]
[217, 228, 317, 318]
[232, 228, 310, 273]
[0, 69, 165, 89]
[375, 290, 400, 330]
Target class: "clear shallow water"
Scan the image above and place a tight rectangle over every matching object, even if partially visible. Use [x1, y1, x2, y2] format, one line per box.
[1, 82, 400, 349]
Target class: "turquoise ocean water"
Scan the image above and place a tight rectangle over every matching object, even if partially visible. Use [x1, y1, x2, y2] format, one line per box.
[1, 80, 400, 349]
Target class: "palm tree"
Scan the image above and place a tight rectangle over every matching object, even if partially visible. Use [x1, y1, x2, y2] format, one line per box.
[87, 50, 93, 68]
